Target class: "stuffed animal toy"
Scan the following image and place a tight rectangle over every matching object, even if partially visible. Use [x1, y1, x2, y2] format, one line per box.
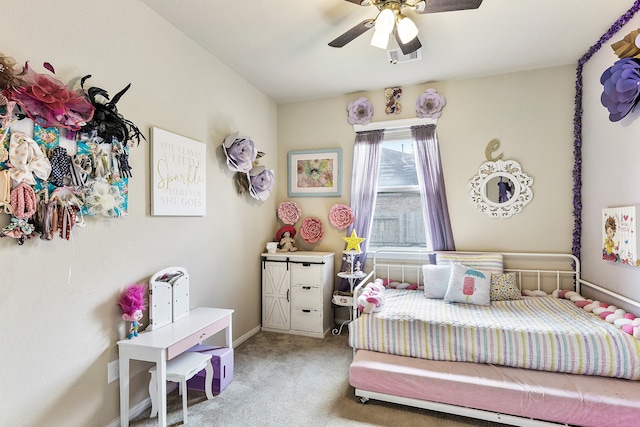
[118, 284, 146, 339]
[357, 279, 386, 314]
[276, 225, 297, 252]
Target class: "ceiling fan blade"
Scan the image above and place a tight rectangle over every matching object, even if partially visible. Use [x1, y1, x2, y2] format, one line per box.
[414, 0, 483, 14]
[343, 0, 370, 5]
[394, 29, 422, 55]
[328, 19, 375, 48]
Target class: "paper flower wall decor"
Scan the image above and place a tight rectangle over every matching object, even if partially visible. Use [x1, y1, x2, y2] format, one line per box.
[300, 216, 324, 243]
[329, 204, 354, 229]
[611, 29, 640, 60]
[223, 132, 258, 173]
[599, 29, 640, 123]
[248, 165, 275, 201]
[600, 58, 640, 122]
[223, 131, 274, 201]
[347, 97, 374, 125]
[343, 229, 365, 253]
[416, 88, 446, 119]
[278, 201, 301, 225]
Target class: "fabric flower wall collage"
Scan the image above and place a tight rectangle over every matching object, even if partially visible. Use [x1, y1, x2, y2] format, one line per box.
[0, 51, 144, 245]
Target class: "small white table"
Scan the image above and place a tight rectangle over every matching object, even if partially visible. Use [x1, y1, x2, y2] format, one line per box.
[118, 307, 234, 427]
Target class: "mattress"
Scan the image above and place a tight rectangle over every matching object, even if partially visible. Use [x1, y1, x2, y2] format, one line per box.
[348, 289, 640, 379]
[350, 349, 640, 427]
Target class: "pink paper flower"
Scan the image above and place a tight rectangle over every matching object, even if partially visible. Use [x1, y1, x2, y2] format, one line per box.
[278, 201, 301, 225]
[329, 204, 354, 229]
[416, 88, 446, 119]
[300, 217, 324, 243]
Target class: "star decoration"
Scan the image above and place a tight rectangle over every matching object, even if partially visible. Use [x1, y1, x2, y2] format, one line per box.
[343, 230, 365, 253]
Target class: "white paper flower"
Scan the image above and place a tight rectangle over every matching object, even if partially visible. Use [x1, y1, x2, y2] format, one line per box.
[416, 88, 446, 119]
[347, 97, 374, 125]
[248, 166, 275, 201]
[222, 132, 258, 173]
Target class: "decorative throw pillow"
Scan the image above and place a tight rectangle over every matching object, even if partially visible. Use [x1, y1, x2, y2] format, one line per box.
[436, 253, 503, 273]
[490, 272, 522, 301]
[422, 264, 451, 299]
[444, 263, 491, 306]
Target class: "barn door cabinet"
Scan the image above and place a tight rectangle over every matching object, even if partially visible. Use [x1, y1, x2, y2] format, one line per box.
[261, 251, 334, 338]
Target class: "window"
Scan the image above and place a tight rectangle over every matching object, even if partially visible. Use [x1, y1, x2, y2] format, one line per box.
[368, 129, 427, 249]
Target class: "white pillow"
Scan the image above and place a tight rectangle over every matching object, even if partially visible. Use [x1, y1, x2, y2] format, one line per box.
[436, 253, 503, 273]
[444, 263, 491, 306]
[422, 264, 451, 299]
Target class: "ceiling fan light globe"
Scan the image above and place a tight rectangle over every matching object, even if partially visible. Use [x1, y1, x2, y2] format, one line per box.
[375, 8, 396, 34]
[397, 15, 419, 43]
[370, 29, 389, 49]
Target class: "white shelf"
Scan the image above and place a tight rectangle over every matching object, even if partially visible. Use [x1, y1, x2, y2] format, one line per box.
[338, 271, 366, 279]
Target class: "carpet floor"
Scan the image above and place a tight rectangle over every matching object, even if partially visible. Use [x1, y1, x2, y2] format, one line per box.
[129, 330, 497, 427]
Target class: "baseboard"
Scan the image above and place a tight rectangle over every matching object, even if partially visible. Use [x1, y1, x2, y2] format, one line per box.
[233, 325, 261, 347]
[105, 326, 260, 427]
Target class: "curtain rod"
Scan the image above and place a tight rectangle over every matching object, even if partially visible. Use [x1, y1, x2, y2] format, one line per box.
[353, 117, 437, 132]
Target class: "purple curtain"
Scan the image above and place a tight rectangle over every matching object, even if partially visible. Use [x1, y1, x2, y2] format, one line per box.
[337, 129, 384, 291]
[411, 124, 455, 251]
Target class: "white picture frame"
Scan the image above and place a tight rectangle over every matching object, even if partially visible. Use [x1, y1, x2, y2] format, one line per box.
[150, 127, 206, 216]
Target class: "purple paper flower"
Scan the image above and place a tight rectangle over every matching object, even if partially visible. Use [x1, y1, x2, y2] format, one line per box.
[416, 88, 446, 119]
[248, 166, 274, 201]
[223, 133, 258, 173]
[347, 97, 374, 125]
[600, 57, 640, 122]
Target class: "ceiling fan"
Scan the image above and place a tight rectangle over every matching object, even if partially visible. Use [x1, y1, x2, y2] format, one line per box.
[329, 0, 483, 55]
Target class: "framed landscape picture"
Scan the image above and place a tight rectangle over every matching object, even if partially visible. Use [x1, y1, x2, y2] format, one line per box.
[288, 148, 342, 197]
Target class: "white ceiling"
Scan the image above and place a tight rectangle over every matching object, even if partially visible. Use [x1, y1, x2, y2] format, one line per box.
[141, 0, 633, 104]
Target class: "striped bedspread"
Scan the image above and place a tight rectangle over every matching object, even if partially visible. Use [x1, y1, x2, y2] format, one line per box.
[348, 290, 640, 380]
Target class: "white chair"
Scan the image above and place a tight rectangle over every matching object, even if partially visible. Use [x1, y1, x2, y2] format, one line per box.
[148, 352, 214, 424]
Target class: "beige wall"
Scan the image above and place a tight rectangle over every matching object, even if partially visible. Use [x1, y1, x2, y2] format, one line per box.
[0, 1, 585, 426]
[277, 66, 576, 255]
[0, 1, 276, 426]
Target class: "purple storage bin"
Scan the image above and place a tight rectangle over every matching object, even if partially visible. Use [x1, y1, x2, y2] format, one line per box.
[186, 344, 234, 394]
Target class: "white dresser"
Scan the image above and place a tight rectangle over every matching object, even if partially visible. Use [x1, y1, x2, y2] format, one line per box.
[261, 251, 334, 338]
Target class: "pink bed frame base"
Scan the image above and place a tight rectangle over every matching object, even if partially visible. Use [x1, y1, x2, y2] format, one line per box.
[350, 349, 640, 427]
